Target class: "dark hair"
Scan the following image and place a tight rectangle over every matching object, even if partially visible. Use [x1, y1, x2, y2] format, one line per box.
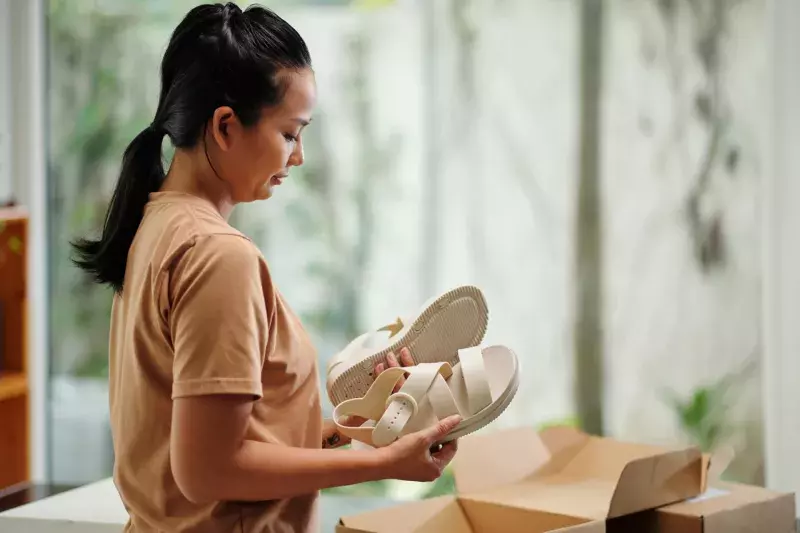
[71, 2, 311, 293]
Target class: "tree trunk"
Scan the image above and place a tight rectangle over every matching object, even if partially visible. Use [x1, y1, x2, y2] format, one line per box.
[574, 0, 605, 435]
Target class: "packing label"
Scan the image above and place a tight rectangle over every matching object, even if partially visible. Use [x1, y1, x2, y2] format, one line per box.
[685, 487, 731, 503]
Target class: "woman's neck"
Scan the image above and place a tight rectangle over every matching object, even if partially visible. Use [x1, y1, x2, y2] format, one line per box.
[160, 147, 235, 220]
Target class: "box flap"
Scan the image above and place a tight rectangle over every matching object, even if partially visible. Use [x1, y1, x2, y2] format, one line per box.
[338, 496, 459, 532]
[703, 444, 735, 490]
[338, 495, 610, 533]
[555, 523, 606, 533]
[459, 497, 603, 533]
[414, 499, 473, 533]
[606, 445, 704, 517]
[454, 427, 703, 520]
[453, 426, 552, 494]
[538, 426, 591, 455]
[336, 525, 374, 533]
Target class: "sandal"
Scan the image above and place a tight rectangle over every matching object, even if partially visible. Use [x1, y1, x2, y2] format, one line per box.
[326, 285, 489, 406]
[332, 345, 519, 448]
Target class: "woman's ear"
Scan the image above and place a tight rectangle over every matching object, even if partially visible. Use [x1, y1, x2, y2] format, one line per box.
[210, 106, 239, 151]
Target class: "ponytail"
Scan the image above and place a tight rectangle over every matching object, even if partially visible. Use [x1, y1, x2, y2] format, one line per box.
[71, 124, 165, 293]
[71, 2, 312, 293]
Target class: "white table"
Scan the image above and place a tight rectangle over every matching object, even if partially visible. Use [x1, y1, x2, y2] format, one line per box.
[0, 478, 398, 532]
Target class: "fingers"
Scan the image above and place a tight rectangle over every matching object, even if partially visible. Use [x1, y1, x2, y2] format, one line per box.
[421, 415, 462, 445]
[385, 352, 406, 392]
[431, 441, 458, 466]
[375, 348, 414, 390]
[342, 415, 367, 427]
[398, 347, 414, 366]
[441, 439, 458, 453]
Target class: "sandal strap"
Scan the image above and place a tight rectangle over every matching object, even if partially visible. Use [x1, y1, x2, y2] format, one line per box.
[427, 374, 461, 420]
[332, 367, 408, 446]
[372, 362, 454, 446]
[332, 348, 493, 447]
[332, 362, 453, 447]
[458, 346, 493, 416]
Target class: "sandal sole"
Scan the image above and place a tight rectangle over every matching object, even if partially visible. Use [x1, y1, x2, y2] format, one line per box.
[327, 285, 489, 406]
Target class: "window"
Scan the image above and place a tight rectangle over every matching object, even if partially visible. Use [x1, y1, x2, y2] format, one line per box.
[45, 0, 769, 501]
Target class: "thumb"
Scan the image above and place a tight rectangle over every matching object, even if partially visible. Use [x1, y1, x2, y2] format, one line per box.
[421, 415, 462, 445]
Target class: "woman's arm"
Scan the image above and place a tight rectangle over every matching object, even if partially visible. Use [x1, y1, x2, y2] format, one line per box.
[171, 393, 460, 504]
[171, 344, 457, 504]
[171, 394, 384, 504]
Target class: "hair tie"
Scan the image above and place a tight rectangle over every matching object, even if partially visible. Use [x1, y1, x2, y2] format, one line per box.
[223, 3, 242, 24]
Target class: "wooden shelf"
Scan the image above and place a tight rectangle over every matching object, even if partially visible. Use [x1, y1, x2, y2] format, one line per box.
[0, 211, 29, 490]
[0, 373, 28, 402]
[0, 207, 28, 223]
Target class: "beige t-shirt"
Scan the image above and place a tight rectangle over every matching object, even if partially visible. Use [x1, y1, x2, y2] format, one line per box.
[108, 191, 323, 533]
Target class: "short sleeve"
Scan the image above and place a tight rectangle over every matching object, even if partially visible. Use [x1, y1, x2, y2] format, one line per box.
[167, 234, 268, 400]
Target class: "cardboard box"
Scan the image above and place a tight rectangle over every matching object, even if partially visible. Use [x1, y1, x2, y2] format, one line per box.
[649, 482, 796, 533]
[337, 427, 706, 533]
[614, 446, 797, 533]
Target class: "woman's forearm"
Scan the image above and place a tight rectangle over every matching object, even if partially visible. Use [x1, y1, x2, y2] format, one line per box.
[186, 440, 388, 503]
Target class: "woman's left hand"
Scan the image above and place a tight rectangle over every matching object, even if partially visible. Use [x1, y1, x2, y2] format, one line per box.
[322, 348, 415, 448]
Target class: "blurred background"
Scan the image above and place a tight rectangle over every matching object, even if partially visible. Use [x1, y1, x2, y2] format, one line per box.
[0, 0, 778, 502]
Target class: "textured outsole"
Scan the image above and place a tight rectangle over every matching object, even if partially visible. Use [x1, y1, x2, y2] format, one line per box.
[327, 285, 489, 406]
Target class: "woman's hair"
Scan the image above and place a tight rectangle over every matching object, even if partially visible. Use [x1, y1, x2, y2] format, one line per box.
[71, 2, 311, 293]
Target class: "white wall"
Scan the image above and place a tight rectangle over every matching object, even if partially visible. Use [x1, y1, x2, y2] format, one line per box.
[764, 0, 800, 512]
[602, 0, 767, 483]
[0, 0, 13, 202]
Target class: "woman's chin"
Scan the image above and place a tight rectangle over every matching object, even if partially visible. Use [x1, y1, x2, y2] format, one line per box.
[251, 181, 274, 201]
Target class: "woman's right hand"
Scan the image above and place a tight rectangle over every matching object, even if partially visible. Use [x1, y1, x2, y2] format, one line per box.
[375, 415, 462, 482]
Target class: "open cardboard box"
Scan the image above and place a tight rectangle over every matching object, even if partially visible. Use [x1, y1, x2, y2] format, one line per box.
[615, 445, 798, 533]
[337, 427, 706, 532]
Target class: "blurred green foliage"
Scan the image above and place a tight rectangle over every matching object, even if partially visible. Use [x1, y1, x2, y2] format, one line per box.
[664, 357, 757, 454]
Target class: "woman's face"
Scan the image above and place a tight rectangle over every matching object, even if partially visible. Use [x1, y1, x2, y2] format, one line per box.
[209, 67, 317, 203]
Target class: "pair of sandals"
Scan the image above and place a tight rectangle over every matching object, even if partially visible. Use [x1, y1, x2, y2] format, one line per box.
[326, 286, 519, 448]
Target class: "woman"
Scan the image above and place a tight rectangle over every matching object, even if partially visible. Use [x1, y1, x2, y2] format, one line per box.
[71, 3, 460, 532]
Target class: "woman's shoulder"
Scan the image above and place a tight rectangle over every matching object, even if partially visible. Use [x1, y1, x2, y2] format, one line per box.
[168, 230, 265, 278]
[138, 198, 271, 296]
[158, 231, 272, 310]
[142, 202, 260, 262]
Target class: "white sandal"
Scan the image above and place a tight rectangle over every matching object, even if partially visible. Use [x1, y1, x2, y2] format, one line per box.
[326, 286, 489, 406]
[332, 345, 519, 448]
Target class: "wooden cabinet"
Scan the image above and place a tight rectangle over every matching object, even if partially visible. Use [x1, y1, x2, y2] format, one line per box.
[0, 208, 29, 490]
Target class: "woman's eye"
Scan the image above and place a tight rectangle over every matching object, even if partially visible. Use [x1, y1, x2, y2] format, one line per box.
[283, 133, 298, 143]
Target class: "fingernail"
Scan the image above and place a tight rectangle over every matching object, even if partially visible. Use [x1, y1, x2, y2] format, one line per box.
[388, 352, 397, 363]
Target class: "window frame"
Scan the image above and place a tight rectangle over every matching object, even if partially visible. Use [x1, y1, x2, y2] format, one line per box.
[763, 0, 800, 513]
[5, 0, 49, 484]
